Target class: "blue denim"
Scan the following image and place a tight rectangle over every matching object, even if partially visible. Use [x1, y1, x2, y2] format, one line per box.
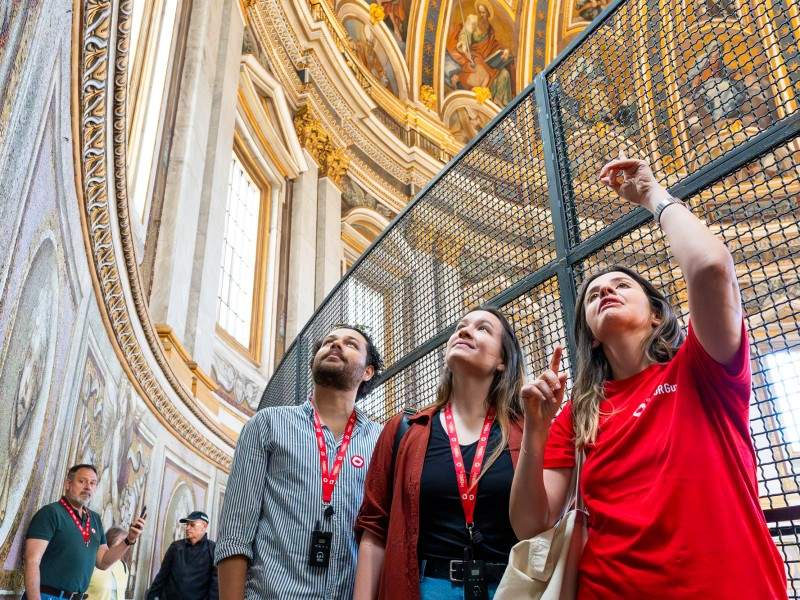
[419, 576, 499, 599]
[22, 594, 72, 600]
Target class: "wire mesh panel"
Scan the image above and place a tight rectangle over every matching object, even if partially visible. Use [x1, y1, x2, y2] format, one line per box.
[374, 344, 446, 420]
[500, 278, 571, 384]
[546, 0, 800, 246]
[261, 343, 300, 407]
[259, 0, 800, 590]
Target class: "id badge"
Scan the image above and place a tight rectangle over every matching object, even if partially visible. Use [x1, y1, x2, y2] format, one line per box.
[308, 529, 332, 568]
[463, 559, 487, 600]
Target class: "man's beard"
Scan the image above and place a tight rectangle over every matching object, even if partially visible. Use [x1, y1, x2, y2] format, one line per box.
[67, 492, 88, 508]
[312, 357, 365, 393]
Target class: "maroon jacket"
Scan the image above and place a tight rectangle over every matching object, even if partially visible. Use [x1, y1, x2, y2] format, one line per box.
[354, 406, 523, 600]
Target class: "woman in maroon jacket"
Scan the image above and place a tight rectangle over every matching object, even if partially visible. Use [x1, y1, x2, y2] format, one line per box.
[354, 307, 526, 600]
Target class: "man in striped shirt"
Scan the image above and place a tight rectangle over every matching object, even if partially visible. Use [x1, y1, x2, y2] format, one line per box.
[215, 326, 383, 600]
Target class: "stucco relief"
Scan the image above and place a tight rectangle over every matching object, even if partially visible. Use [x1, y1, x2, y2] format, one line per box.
[0, 0, 45, 149]
[68, 351, 151, 527]
[211, 352, 263, 414]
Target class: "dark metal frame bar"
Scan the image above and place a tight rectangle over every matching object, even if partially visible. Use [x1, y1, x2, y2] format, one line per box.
[263, 0, 800, 409]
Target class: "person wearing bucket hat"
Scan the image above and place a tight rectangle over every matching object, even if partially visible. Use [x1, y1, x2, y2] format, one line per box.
[146, 511, 218, 600]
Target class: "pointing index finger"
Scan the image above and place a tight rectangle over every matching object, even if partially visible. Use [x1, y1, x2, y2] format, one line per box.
[549, 345, 563, 373]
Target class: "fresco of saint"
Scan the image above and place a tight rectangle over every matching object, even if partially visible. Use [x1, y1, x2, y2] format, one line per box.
[445, 0, 513, 106]
[379, 0, 411, 50]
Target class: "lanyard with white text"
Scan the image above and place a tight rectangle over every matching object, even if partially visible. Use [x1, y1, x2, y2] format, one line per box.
[59, 497, 91, 546]
[312, 408, 358, 512]
[443, 403, 495, 544]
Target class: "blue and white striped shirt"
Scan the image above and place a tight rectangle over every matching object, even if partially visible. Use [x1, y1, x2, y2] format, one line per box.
[215, 400, 381, 599]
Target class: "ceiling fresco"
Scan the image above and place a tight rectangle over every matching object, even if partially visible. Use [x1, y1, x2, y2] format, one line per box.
[333, 0, 613, 143]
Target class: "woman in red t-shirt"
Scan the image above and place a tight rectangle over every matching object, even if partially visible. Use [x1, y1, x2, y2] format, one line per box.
[509, 155, 787, 599]
[354, 307, 526, 600]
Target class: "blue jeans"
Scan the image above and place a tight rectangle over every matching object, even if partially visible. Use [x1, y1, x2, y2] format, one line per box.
[419, 576, 499, 599]
[22, 593, 77, 600]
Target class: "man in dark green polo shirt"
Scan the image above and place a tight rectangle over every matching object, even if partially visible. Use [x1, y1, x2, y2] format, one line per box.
[23, 464, 147, 600]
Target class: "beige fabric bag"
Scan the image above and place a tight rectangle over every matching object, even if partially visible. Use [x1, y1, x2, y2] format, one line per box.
[494, 451, 587, 600]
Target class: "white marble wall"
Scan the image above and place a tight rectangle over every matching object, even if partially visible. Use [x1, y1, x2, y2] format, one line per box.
[149, 0, 244, 369]
[315, 176, 344, 305]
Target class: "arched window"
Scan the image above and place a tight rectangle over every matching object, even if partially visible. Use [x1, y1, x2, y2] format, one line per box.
[126, 0, 181, 224]
[216, 144, 270, 362]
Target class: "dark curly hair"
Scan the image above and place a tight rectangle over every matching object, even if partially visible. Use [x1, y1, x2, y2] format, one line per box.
[309, 324, 384, 400]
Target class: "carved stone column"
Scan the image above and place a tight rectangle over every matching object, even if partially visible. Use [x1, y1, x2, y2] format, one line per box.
[286, 105, 350, 339]
[286, 148, 319, 344]
[316, 176, 343, 305]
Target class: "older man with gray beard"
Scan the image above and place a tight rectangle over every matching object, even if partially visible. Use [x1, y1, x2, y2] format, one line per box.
[23, 464, 147, 600]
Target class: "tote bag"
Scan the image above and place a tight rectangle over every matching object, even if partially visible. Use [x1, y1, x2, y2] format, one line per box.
[494, 451, 587, 600]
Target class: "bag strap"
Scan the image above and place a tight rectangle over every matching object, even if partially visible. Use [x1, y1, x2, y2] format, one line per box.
[559, 447, 586, 519]
[573, 448, 586, 514]
[391, 406, 416, 468]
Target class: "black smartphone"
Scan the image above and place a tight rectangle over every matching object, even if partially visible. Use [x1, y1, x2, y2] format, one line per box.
[139, 504, 147, 519]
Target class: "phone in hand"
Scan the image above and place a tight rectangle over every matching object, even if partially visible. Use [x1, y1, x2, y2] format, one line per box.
[139, 504, 147, 519]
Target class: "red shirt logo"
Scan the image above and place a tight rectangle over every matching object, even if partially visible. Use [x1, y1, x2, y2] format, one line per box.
[350, 455, 365, 468]
[633, 382, 677, 417]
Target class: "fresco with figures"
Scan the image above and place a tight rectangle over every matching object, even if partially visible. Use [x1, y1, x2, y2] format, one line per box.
[333, 0, 614, 142]
[0, 4, 229, 596]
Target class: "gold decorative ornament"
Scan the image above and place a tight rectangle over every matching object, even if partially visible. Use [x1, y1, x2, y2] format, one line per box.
[369, 3, 385, 25]
[472, 86, 492, 104]
[319, 141, 350, 186]
[293, 104, 350, 186]
[420, 84, 437, 110]
[658, 154, 681, 175]
[593, 121, 608, 136]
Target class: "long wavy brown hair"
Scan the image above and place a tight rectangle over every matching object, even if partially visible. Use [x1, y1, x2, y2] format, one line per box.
[572, 265, 684, 448]
[432, 306, 525, 486]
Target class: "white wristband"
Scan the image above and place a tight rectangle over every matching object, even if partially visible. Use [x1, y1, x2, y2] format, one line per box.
[653, 195, 683, 225]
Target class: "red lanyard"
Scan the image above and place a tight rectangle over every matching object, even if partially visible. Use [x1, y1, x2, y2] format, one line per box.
[443, 403, 496, 529]
[59, 497, 91, 546]
[313, 408, 358, 506]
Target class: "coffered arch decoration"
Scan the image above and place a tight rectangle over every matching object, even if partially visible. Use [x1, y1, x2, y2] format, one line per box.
[72, 0, 233, 469]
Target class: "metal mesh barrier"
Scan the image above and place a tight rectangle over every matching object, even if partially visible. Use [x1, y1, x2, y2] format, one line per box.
[262, 0, 800, 592]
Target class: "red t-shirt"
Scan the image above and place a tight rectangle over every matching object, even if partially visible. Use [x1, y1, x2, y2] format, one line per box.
[544, 323, 787, 599]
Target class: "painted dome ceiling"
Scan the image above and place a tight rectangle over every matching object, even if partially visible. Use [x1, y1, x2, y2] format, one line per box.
[246, 0, 610, 212]
[333, 0, 611, 142]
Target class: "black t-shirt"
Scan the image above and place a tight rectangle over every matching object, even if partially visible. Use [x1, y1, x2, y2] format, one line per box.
[418, 411, 518, 562]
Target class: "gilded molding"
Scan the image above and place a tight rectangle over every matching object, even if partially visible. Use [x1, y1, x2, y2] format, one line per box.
[293, 104, 350, 186]
[318, 140, 349, 186]
[0, 570, 22, 591]
[74, 0, 233, 470]
[250, 0, 435, 199]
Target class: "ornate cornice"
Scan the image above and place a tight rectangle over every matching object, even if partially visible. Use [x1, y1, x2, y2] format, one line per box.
[247, 0, 442, 208]
[73, 0, 233, 470]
